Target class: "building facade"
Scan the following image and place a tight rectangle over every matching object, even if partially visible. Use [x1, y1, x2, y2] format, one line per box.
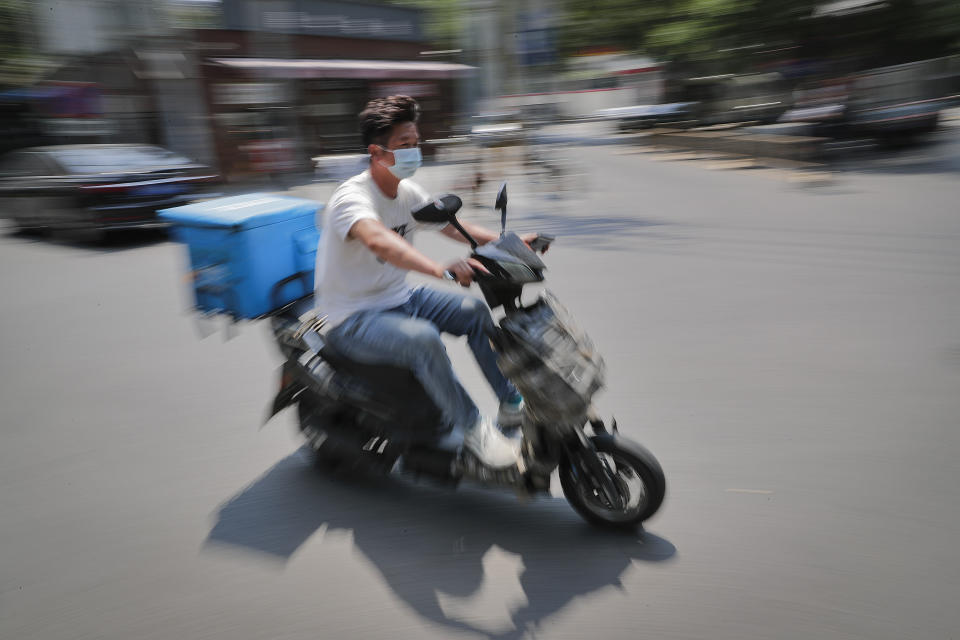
[11, 0, 472, 180]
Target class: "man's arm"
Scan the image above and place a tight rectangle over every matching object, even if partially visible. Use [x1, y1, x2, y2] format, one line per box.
[349, 218, 485, 285]
[440, 220, 498, 246]
[441, 221, 544, 251]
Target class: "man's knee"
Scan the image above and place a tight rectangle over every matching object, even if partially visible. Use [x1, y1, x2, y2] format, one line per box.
[396, 318, 445, 354]
[457, 296, 494, 333]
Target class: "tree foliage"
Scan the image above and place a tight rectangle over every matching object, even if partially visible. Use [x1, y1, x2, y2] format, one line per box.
[0, 0, 52, 88]
[0, 0, 31, 60]
[557, 0, 960, 69]
[386, 0, 464, 50]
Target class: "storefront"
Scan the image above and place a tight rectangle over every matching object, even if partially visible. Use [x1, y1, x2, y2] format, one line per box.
[202, 56, 470, 179]
[194, 1, 473, 180]
[205, 56, 468, 166]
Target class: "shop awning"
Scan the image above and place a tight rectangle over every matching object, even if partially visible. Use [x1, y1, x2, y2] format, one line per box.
[208, 58, 474, 80]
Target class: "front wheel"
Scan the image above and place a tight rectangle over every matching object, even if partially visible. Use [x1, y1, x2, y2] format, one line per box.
[559, 434, 665, 529]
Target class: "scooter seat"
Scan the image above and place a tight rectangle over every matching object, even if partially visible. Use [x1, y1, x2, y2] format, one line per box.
[315, 340, 448, 439]
[319, 340, 426, 397]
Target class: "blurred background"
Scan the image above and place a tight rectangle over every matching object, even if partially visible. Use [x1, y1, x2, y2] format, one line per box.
[0, 0, 957, 187]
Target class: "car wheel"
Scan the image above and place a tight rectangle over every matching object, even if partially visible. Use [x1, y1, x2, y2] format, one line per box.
[12, 217, 45, 236]
[53, 220, 106, 245]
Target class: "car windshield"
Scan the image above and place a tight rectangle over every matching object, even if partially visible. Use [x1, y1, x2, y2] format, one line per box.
[49, 146, 194, 174]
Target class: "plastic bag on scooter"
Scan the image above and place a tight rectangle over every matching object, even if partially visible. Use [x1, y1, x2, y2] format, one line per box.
[495, 291, 605, 425]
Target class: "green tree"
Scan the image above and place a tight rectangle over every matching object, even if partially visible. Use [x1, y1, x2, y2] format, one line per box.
[0, 0, 51, 88]
[386, 0, 464, 50]
[558, 0, 666, 56]
[557, 0, 958, 69]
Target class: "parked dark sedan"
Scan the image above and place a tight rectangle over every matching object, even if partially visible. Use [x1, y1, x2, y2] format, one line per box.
[0, 144, 220, 239]
[595, 103, 697, 132]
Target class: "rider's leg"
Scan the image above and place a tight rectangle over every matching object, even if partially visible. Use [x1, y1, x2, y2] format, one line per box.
[325, 308, 519, 467]
[325, 308, 478, 429]
[405, 286, 524, 430]
[404, 285, 518, 402]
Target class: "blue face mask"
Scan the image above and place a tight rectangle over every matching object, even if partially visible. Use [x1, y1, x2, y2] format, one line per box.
[378, 145, 422, 179]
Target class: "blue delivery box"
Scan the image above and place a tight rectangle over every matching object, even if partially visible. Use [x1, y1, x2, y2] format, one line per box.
[159, 193, 322, 319]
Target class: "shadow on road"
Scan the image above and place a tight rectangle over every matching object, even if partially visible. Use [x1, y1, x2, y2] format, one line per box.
[205, 448, 676, 638]
[508, 212, 669, 252]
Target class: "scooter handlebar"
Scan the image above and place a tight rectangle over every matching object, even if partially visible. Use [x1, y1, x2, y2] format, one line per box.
[444, 267, 493, 285]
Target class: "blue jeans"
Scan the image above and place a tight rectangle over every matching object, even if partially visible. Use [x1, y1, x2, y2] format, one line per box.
[324, 286, 518, 429]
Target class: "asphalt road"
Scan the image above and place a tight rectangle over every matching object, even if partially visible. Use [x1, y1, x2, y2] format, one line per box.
[2, 129, 959, 640]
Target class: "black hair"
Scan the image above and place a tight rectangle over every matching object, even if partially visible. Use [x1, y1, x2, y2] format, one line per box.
[359, 95, 420, 147]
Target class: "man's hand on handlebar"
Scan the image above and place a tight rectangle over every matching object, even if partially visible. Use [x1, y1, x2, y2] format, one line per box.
[521, 232, 551, 253]
[441, 257, 489, 287]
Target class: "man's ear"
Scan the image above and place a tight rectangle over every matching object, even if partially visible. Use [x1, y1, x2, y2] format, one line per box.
[367, 143, 380, 157]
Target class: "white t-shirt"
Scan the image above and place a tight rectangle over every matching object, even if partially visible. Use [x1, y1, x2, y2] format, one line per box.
[314, 170, 434, 327]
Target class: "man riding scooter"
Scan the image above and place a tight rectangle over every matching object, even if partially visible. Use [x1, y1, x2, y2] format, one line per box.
[314, 95, 543, 469]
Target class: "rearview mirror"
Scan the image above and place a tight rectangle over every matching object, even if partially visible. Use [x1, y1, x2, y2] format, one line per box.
[412, 193, 462, 223]
[495, 182, 508, 211]
[495, 182, 508, 236]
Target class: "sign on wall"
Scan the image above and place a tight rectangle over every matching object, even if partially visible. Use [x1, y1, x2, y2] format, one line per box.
[370, 82, 438, 98]
[222, 0, 423, 42]
[213, 83, 289, 105]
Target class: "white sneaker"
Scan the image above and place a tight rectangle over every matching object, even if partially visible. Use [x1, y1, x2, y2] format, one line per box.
[463, 415, 521, 468]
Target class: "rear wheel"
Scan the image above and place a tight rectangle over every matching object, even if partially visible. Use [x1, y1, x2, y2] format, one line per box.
[297, 397, 398, 474]
[297, 397, 350, 471]
[559, 434, 665, 529]
[11, 215, 48, 236]
[59, 224, 106, 245]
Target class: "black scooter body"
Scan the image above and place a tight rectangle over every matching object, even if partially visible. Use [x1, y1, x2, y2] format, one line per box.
[271, 303, 467, 482]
